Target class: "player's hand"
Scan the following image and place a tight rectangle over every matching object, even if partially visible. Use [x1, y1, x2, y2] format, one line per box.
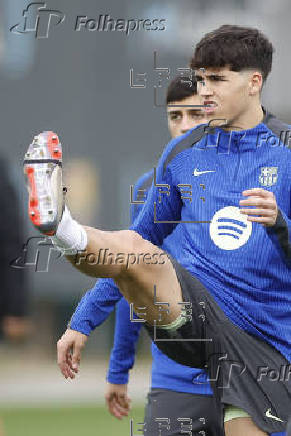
[105, 382, 131, 420]
[57, 328, 88, 379]
[239, 188, 278, 226]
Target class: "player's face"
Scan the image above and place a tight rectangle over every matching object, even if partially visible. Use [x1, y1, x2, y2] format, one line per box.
[195, 66, 258, 128]
[167, 94, 206, 139]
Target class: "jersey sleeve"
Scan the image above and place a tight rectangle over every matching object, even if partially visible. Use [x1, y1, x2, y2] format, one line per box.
[266, 160, 291, 267]
[106, 298, 143, 384]
[267, 207, 291, 267]
[69, 278, 122, 335]
[130, 135, 188, 247]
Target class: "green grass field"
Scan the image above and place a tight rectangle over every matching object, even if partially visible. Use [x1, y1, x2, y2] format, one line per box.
[0, 404, 144, 436]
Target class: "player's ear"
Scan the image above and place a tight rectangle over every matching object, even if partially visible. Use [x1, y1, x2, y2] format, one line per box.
[248, 71, 263, 96]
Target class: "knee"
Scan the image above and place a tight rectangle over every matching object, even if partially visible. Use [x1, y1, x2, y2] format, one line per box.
[120, 230, 145, 255]
[117, 231, 166, 276]
[119, 231, 145, 273]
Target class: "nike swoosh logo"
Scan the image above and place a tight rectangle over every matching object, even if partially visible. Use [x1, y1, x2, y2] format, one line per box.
[193, 168, 216, 177]
[265, 409, 284, 422]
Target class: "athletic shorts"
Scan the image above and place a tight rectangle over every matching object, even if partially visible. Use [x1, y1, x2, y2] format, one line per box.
[144, 257, 291, 434]
[143, 388, 222, 436]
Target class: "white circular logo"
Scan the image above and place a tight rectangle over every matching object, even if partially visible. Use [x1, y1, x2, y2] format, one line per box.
[209, 206, 252, 250]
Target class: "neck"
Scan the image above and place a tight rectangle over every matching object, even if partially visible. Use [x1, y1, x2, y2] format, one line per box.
[224, 103, 264, 131]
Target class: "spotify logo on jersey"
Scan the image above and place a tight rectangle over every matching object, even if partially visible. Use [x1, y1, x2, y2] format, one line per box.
[210, 206, 252, 250]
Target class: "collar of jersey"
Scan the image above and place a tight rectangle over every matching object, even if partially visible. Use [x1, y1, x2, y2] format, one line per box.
[197, 108, 271, 153]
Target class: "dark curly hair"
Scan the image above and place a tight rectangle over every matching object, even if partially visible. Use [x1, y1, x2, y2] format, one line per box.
[191, 25, 274, 82]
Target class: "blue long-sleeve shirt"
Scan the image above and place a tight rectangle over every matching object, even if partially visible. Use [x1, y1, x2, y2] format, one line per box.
[70, 278, 122, 335]
[131, 110, 291, 362]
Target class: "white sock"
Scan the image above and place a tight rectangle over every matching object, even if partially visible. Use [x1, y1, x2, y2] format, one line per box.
[51, 206, 88, 255]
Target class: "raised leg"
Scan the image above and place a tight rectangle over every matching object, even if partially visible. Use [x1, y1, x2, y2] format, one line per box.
[68, 226, 183, 326]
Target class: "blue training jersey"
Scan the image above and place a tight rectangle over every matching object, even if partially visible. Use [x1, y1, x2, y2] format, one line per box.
[131, 109, 291, 362]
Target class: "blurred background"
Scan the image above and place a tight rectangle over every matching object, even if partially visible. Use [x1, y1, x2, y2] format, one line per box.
[0, 0, 290, 434]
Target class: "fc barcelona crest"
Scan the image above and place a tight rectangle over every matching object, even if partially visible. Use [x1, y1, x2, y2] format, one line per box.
[259, 167, 278, 187]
